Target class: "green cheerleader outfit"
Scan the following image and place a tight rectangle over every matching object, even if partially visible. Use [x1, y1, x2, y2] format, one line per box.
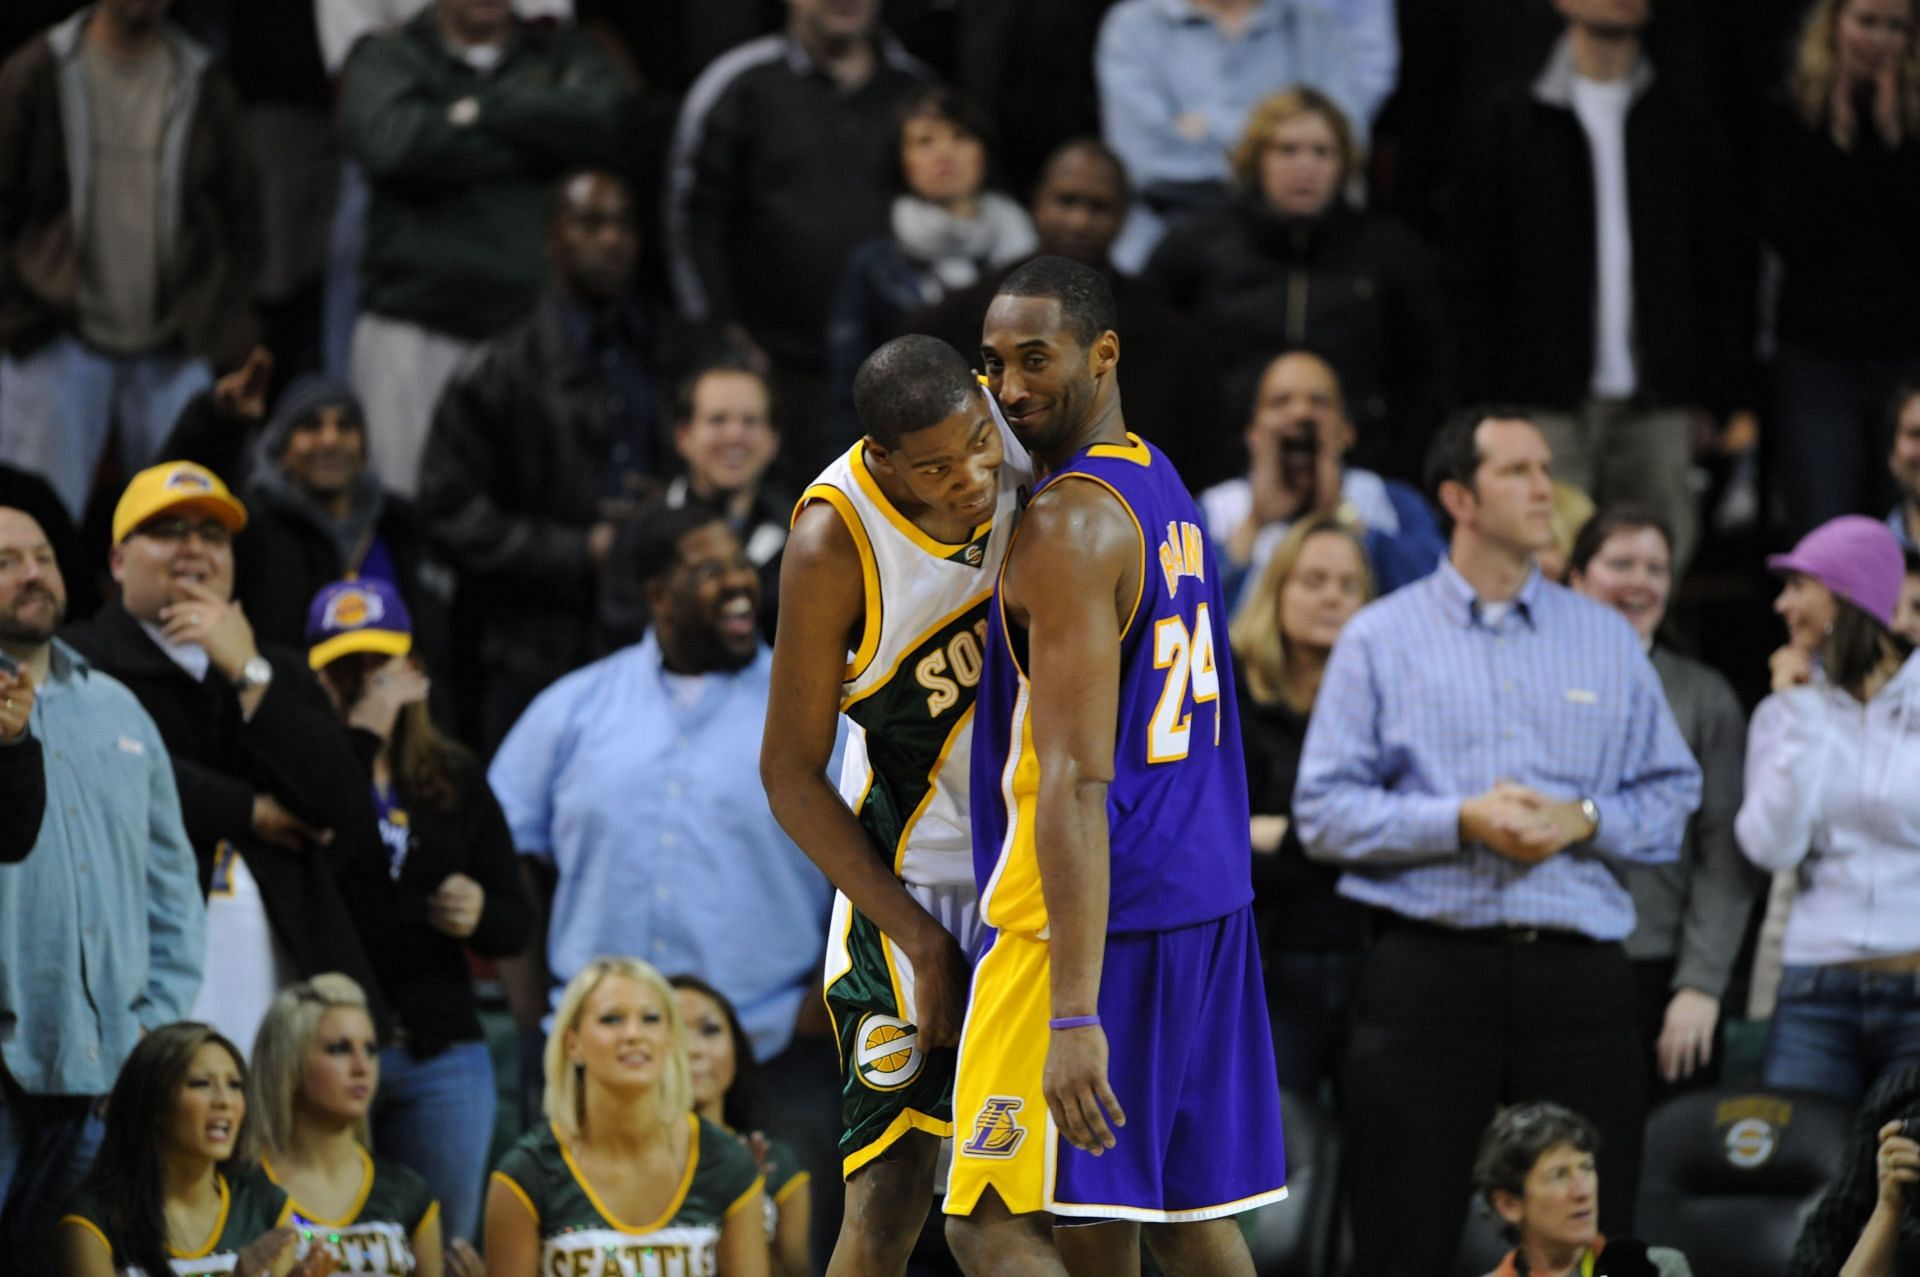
[61, 1165, 293, 1275]
[264, 1146, 437, 1273]
[491, 1115, 763, 1275]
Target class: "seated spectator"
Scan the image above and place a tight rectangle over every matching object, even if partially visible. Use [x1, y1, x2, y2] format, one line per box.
[166, 374, 454, 709]
[666, 0, 935, 473]
[340, 0, 629, 497]
[1788, 1062, 1920, 1276]
[54, 1023, 319, 1277]
[902, 139, 1216, 485]
[824, 88, 1036, 450]
[601, 364, 790, 650]
[1144, 88, 1450, 478]
[1225, 513, 1372, 1103]
[1760, 0, 1920, 536]
[1199, 351, 1444, 614]
[1569, 509, 1761, 1102]
[1095, 0, 1377, 269]
[1294, 408, 1701, 1276]
[246, 974, 470, 1277]
[1887, 382, 1920, 552]
[672, 975, 812, 1277]
[1899, 550, 1920, 646]
[305, 578, 531, 1246]
[1736, 515, 1920, 1104]
[420, 169, 671, 751]
[62, 462, 391, 1055]
[489, 503, 834, 1121]
[485, 957, 768, 1276]
[0, 508, 202, 1271]
[0, 0, 262, 524]
[1473, 1102, 1693, 1277]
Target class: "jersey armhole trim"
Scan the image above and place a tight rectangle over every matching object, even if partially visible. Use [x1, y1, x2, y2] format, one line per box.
[58, 1215, 113, 1263]
[415, 1198, 441, 1239]
[773, 1171, 811, 1205]
[1041, 473, 1147, 642]
[798, 485, 884, 683]
[489, 1171, 540, 1227]
[724, 1174, 767, 1219]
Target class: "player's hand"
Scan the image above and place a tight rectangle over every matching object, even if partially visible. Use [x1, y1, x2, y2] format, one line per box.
[1657, 988, 1720, 1083]
[160, 581, 260, 684]
[1044, 1024, 1125, 1156]
[906, 929, 971, 1050]
[429, 873, 486, 939]
[252, 793, 333, 853]
[444, 1239, 485, 1277]
[0, 668, 35, 742]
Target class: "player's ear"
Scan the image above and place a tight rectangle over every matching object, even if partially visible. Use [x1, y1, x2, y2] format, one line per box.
[1438, 477, 1477, 529]
[863, 437, 895, 476]
[1090, 329, 1119, 378]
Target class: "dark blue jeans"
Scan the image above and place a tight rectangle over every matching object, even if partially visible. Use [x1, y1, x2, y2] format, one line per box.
[373, 1041, 495, 1247]
[1770, 343, 1920, 538]
[0, 1092, 104, 1272]
[1762, 964, 1920, 1105]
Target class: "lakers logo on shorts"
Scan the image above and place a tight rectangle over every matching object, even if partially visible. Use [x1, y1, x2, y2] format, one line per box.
[855, 1014, 924, 1090]
[961, 1097, 1026, 1159]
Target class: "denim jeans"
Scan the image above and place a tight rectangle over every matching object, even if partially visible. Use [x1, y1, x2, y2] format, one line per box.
[0, 333, 211, 521]
[0, 1092, 105, 1273]
[1761, 964, 1920, 1105]
[372, 1041, 495, 1247]
[1770, 344, 1920, 539]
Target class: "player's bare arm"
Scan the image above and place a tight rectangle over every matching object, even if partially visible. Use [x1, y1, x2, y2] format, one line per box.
[1002, 479, 1140, 1156]
[761, 501, 972, 1047]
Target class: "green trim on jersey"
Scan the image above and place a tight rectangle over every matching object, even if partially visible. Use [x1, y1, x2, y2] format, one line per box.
[267, 1148, 435, 1273]
[64, 1167, 292, 1275]
[843, 601, 990, 871]
[491, 1117, 761, 1275]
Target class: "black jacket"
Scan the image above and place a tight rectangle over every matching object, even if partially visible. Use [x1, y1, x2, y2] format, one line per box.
[418, 294, 665, 697]
[60, 603, 391, 1034]
[0, 733, 44, 863]
[1143, 197, 1451, 481]
[360, 737, 531, 1055]
[1448, 43, 1756, 414]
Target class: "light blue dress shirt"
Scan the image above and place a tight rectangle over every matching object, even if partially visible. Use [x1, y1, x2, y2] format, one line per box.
[1295, 560, 1701, 939]
[488, 636, 834, 1061]
[0, 640, 204, 1096]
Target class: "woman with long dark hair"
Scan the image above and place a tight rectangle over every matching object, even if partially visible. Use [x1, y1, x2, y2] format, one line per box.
[55, 1023, 328, 1277]
[671, 975, 812, 1277]
[1737, 515, 1920, 1103]
[304, 578, 531, 1249]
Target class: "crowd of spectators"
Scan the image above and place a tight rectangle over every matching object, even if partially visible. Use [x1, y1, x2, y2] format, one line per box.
[3, 0, 1920, 1274]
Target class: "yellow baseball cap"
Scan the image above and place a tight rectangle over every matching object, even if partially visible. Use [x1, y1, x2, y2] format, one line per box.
[111, 461, 249, 545]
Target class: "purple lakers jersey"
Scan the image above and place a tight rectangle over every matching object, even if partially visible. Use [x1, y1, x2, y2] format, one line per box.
[971, 433, 1254, 937]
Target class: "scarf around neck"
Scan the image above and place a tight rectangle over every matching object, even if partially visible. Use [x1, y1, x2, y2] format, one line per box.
[891, 192, 1038, 291]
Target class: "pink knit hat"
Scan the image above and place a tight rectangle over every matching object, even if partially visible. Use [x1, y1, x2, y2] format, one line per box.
[1766, 515, 1904, 628]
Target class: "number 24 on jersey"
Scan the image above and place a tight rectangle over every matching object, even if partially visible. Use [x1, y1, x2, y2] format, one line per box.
[1149, 602, 1219, 763]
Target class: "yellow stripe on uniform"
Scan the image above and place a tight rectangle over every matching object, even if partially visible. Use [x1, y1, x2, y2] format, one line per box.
[796, 483, 885, 682]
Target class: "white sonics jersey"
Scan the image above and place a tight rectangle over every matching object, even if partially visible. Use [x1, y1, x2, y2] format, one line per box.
[798, 391, 1031, 889]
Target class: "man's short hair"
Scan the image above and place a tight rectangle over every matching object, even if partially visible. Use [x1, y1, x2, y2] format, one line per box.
[852, 335, 980, 449]
[629, 501, 726, 592]
[1473, 1102, 1600, 1242]
[547, 167, 632, 227]
[996, 255, 1118, 349]
[1041, 138, 1132, 206]
[1423, 404, 1534, 534]
[673, 359, 773, 429]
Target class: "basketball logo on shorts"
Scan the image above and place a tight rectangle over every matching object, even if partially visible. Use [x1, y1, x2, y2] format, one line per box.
[855, 1014, 924, 1089]
[962, 1097, 1026, 1158]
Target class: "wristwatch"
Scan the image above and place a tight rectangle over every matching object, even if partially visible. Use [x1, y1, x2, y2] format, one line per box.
[1579, 797, 1601, 841]
[234, 655, 273, 694]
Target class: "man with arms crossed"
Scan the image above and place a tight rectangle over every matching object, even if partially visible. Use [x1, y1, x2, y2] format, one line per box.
[944, 256, 1287, 1276]
[762, 334, 1029, 1274]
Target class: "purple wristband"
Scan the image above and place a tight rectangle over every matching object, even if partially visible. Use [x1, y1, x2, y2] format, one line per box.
[1048, 1014, 1101, 1031]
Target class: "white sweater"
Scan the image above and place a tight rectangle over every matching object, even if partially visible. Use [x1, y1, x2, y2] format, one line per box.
[1734, 654, 1920, 966]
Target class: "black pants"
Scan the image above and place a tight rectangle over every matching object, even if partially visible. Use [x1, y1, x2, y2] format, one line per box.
[1343, 917, 1647, 1277]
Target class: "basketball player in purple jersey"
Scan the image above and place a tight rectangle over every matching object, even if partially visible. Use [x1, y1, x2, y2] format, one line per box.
[944, 257, 1288, 1276]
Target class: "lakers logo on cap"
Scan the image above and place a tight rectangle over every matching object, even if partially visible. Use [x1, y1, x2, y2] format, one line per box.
[854, 1013, 923, 1090]
[962, 1097, 1026, 1159]
[163, 466, 215, 493]
[323, 587, 385, 631]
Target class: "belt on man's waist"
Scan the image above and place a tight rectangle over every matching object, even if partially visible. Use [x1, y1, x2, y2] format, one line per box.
[1374, 909, 1604, 946]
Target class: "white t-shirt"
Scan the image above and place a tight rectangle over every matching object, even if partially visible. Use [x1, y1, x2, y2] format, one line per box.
[189, 844, 296, 1058]
[1569, 74, 1637, 400]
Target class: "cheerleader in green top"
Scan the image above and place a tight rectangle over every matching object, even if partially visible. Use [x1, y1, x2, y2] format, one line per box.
[246, 976, 473, 1277]
[670, 976, 813, 1277]
[485, 957, 769, 1277]
[54, 1024, 324, 1277]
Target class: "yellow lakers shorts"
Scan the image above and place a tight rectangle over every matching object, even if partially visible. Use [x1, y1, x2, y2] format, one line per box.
[945, 927, 1053, 1216]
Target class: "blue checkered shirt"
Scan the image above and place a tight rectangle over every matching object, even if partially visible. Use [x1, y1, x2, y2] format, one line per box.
[1294, 559, 1701, 939]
